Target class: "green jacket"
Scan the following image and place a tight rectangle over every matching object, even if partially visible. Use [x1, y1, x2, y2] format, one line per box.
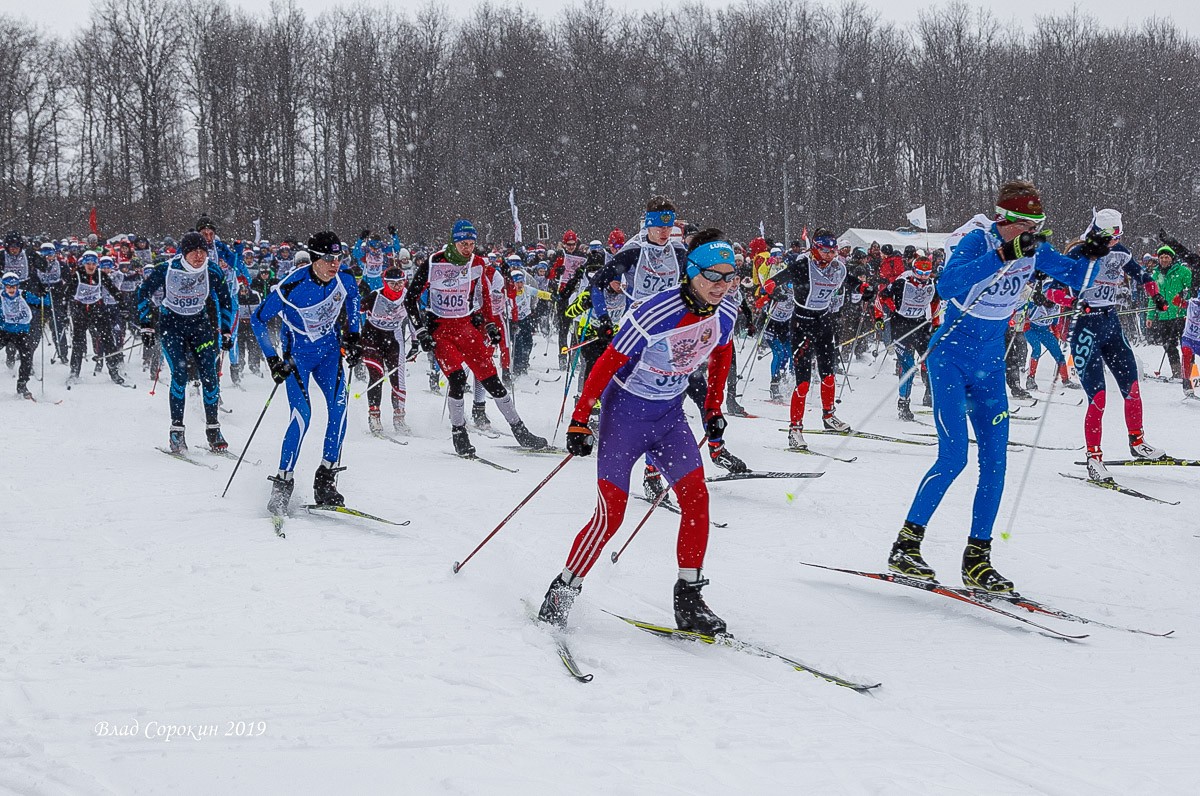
[1148, 262, 1192, 321]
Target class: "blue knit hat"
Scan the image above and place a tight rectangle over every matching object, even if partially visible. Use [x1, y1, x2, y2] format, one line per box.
[452, 219, 477, 242]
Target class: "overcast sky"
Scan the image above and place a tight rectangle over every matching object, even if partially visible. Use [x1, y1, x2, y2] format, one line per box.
[7, 0, 1199, 35]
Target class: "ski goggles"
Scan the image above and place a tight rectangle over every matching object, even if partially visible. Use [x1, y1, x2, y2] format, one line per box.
[644, 210, 676, 229]
[995, 205, 1046, 231]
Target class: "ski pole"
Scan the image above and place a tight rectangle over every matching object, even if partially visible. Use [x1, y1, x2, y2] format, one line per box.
[221, 380, 281, 498]
[835, 310, 868, 403]
[735, 320, 769, 394]
[352, 364, 401, 399]
[39, 303, 45, 395]
[452, 453, 575, 573]
[610, 436, 707, 564]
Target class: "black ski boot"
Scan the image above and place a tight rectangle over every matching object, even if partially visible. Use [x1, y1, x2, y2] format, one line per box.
[313, 463, 345, 507]
[169, 425, 188, 454]
[511, 421, 547, 450]
[897, 397, 915, 422]
[769, 376, 783, 402]
[267, 473, 295, 516]
[674, 577, 727, 636]
[1009, 383, 1033, 401]
[962, 538, 1016, 594]
[921, 390, 932, 407]
[205, 424, 228, 452]
[888, 520, 936, 580]
[17, 383, 32, 400]
[643, 465, 667, 501]
[726, 393, 749, 417]
[537, 574, 582, 628]
[709, 442, 748, 473]
[428, 372, 441, 394]
[472, 401, 493, 431]
[451, 425, 476, 456]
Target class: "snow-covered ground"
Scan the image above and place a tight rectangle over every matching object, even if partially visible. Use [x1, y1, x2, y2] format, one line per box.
[3, 338, 1197, 794]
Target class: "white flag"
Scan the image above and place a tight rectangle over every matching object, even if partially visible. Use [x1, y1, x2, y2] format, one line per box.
[509, 188, 523, 243]
[906, 205, 927, 230]
[253, 218, 262, 243]
[759, 220, 766, 238]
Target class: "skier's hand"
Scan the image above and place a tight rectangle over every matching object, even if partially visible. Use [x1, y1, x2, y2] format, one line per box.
[485, 323, 502, 344]
[1078, 232, 1112, 260]
[415, 327, 435, 352]
[998, 231, 1041, 262]
[566, 417, 595, 456]
[1154, 294, 1170, 313]
[1158, 228, 1183, 250]
[267, 355, 295, 384]
[343, 331, 364, 368]
[859, 281, 876, 302]
[140, 327, 155, 347]
[387, 225, 397, 236]
[595, 316, 615, 341]
[221, 333, 233, 351]
[360, 229, 371, 241]
[1174, 294, 1188, 309]
[704, 411, 727, 444]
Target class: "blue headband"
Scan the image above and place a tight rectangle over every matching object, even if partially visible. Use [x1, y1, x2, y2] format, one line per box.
[686, 240, 735, 278]
[644, 210, 676, 229]
[452, 219, 478, 242]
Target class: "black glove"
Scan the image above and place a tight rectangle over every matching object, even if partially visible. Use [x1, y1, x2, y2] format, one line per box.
[1154, 294, 1170, 313]
[566, 417, 595, 456]
[1158, 228, 1184, 251]
[1034, 291, 1054, 308]
[140, 326, 155, 347]
[415, 327, 435, 352]
[859, 282, 876, 302]
[359, 229, 371, 241]
[387, 224, 397, 236]
[998, 231, 1041, 263]
[595, 316, 615, 341]
[221, 332, 233, 351]
[343, 331, 363, 367]
[485, 323, 502, 344]
[704, 412, 727, 444]
[1078, 233, 1112, 259]
[267, 355, 295, 385]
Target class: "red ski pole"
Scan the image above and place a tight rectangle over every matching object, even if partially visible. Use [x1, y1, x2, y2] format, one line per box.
[452, 453, 575, 573]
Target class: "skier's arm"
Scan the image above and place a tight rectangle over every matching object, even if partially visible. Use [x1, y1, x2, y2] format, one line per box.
[136, 263, 167, 325]
[342, 272, 362, 334]
[210, 264, 234, 335]
[404, 262, 430, 327]
[704, 341, 733, 413]
[1033, 245, 1099, 293]
[589, 248, 637, 319]
[935, 229, 1007, 300]
[251, 288, 284, 357]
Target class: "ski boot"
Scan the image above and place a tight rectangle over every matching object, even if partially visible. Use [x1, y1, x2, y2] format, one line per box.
[511, 421, 547, 450]
[897, 397, 915, 422]
[1128, 431, 1166, 460]
[769, 376, 783, 402]
[921, 390, 932, 407]
[962, 538, 1016, 594]
[169, 425, 188, 454]
[674, 576, 727, 636]
[888, 521, 936, 581]
[1086, 447, 1113, 483]
[111, 373, 126, 386]
[643, 465, 667, 501]
[368, 406, 383, 435]
[787, 425, 807, 450]
[428, 372, 442, 394]
[1186, 381, 1197, 399]
[1009, 383, 1033, 401]
[313, 463, 346, 507]
[93, 355, 103, 376]
[1025, 374, 1038, 392]
[205, 424, 228, 452]
[267, 473, 295, 516]
[822, 411, 851, 433]
[537, 573, 582, 628]
[451, 425, 476, 456]
[726, 393, 749, 418]
[17, 383, 32, 400]
[66, 373, 80, 387]
[393, 410, 410, 435]
[709, 442, 748, 473]
[472, 401, 493, 431]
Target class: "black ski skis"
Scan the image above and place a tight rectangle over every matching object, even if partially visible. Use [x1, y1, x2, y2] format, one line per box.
[798, 562, 1089, 640]
[1059, 473, 1180, 505]
[445, 452, 519, 473]
[706, 471, 823, 483]
[155, 447, 218, 470]
[602, 610, 880, 692]
[209, 449, 261, 465]
[502, 445, 571, 456]
[1072, 456, 1200, 467]
[301, 504, 412, 526]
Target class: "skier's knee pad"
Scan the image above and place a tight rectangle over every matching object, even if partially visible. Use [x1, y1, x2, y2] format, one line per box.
[447, 369, 469, 399]
[481, 374, 507, 398]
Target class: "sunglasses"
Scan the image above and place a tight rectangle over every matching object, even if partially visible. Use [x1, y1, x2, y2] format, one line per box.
[697, 267, 739, 284]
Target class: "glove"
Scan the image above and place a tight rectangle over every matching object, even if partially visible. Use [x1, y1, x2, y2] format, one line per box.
[359, 229, 371, 240]
[566, 417, 595, 456]
[1154, 295, 1170, 313]
[485, 323, 502, 344]
[267, 355, 295, 385]
[1033, 291, 1054, 308]
[1158, 228, 1183, 250]
[1173, 294, 1188, 309]
[415, 326, 435, 352]
[140, 327, 155, 347]
[859, 282, 876, 302]
[1078, 233, 1112, 259]
[998, 231, 1041, 262]
[343, 331, 363, 367]
[704, 411, 727, 444]
[595, 316, 615, 341]
[221, 333, 233, 351]
[746, 320, 757, 337]
[387, 224, 397, 236]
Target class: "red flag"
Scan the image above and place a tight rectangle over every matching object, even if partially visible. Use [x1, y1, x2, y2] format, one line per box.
[88, 207, 99, 235]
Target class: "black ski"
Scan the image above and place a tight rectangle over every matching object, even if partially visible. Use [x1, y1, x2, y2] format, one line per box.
[783, 447, 858, 463]
[634, 495, 728, 528]
[371, 431, 409, 446]
[301, 504, 412, 526]
[155, 446, 219, 470]
[781, 428, 936, 447]
[910, 424, 1079, 451]
[502, 445, 570, 456]
[522, 600, 593, 683]
[1058, 473, 1180, 505]
[209, 449, 261, 465]
[706, 471, 823, 483]
[798, 562, 1089, 640]
[1072, 456, 1200, 467]
[271, 515, 286, 538]
[602, 610, 880, 692]
[445, 452, 519, 473]
[962, 590, 1173, 637]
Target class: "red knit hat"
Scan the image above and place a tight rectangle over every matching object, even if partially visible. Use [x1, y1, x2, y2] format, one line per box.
[607, 228, 625, 248]
[562, 230, 578, 244]
[995, 189, 1045, 222]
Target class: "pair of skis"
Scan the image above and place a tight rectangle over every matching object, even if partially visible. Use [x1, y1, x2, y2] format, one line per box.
[799, 562, 1172, 638]
[1059, 455, 1197, 505]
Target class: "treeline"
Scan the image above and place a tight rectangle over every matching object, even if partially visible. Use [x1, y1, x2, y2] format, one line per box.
[1, 0, 1198, 245]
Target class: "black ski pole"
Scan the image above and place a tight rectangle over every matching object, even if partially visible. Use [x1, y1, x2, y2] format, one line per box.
[221, 380, 280, 498]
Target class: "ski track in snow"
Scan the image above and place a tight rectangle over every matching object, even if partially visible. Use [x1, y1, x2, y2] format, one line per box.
[2, 344, 1197, 793]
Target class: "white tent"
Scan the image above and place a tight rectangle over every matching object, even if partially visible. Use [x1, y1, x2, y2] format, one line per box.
[839, 227, 950, 252]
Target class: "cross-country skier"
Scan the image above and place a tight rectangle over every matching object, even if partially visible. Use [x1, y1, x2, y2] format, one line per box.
[887, 180, 1105, 594]
[537, 229, 740, 634]
[1048, 209, 1169, 481]
[1, 271, 49, 398]
[251, 232, 363, 515]
[881, 253, 936, 421]
[361, 266, 411, 435]
[404, 219, 546, 455]
[137, 231, 234, 453]
[1179, 294, 1200, 398]
[1023, 276, 1077, 391]
[66, 251, 124, 386]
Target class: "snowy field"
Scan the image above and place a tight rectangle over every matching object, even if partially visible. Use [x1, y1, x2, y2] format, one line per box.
[3, 339, 1198, 795]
